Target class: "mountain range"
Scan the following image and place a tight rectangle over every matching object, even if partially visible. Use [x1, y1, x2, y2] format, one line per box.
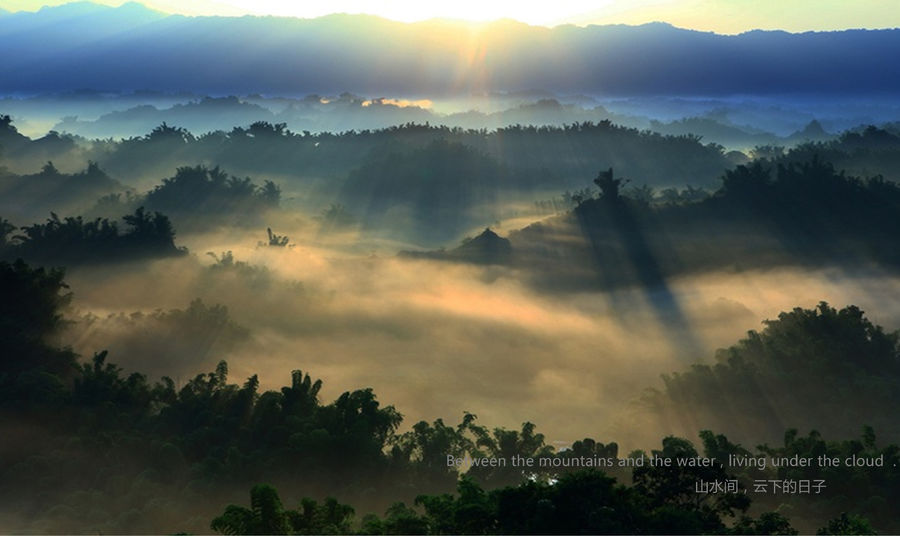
[2, 2, 899, 96]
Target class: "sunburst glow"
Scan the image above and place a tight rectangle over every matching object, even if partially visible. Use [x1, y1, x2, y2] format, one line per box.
[4, 0, 899, 33]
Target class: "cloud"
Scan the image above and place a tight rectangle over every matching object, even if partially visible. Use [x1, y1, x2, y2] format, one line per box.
[55, 218, 900, 452]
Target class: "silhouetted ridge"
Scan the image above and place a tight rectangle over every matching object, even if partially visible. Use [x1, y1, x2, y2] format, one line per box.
[454, 228, 512, 264]
[788, 119, 831, 142]
[3, 5, 900, 95]
[398, 228, 513, 265]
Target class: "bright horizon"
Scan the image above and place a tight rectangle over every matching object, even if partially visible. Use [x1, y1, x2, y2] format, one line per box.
[1, 0, 900, 34]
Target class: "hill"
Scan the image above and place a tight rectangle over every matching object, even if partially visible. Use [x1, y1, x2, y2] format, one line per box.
[1, 4, 899, 96]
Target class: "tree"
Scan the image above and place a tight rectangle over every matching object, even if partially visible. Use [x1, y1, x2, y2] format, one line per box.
[655, 302, 900, 441]
[122, 206, 178, 249]
[210, 484, 355, 535]
[731, 511, 798, 535]
[633, 435, 750, 533]
[281, 369, 323, 416]
[625, 184, 655, 204]
[260, 180, 282, 206]
[148, 122, 194, 143]
[210, 484, 289, 535]
[718, 161, 772, 201]
[40, 161, 60, 176]
[466, 421, 554, 487]
[391, 414, 478, 492]
[0, 259, 75, 383]
[287, 497, 354, 534]
[378, 502, 429, 535]
[594, 168, 629, 201]
[816, 512, 877, 535]
[266, 227, 289, 247]
[0, 217, 15, 249]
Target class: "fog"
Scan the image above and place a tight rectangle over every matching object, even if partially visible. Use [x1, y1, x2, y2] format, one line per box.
[6, 91, 900, 152]
[4, 4, 900, 533]
[56, 221, 900, 451]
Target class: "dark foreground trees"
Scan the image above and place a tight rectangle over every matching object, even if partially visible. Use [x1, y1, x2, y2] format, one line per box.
[1, 258, 896, 533]
[1, 207, 185, 264]
[0, 259, 76, 404]
[210, 484, 355, 535]
[211, 469, 797, 535]
[648, 302, 900, 441]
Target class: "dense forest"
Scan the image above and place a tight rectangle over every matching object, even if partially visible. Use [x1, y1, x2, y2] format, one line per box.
[5, 113, 899, 194]
[5, 115, 900, 247]
[2, 256, 899, 533]
[0, 207, 185, 265]
[4, 3, 900, 533]
[1, 114, 735, 189]
[91, 164, 282, 230]
[0, 157, 124, 221]
[403, 155, 900, 291]
[4, 105, 900, 534]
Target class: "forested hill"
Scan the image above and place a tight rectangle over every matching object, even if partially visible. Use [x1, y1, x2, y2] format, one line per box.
[402, 154, 900, 288]
[514, 159, 900, 288]
[1, 117, 734, 188]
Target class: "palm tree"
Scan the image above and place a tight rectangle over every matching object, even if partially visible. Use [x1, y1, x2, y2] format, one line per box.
[594, 167, 629, 201]
[210, 484, 289, 535]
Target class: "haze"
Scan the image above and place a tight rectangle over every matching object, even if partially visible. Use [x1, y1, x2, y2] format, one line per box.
[3, 0, 900, 33]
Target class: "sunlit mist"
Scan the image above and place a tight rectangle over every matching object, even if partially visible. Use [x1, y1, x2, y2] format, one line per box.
[3, 0, 900, 33]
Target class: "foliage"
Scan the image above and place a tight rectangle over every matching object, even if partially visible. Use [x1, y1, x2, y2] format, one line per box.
[775, 125, 900, 180]
[142, 165, 280, 227]
[71, 120, 733, 191]
[652, 303, 900, 441]
[0, 217, 17, 249]
[210, 484, 355, 535]
[1, 260, 895, 534]
[656, 185, 710, 204]
[0, 159, 122, 221]
[70, 298, 250, 377]
[816, 512, 877, 535]
[594, 167, 629, 200]
[215, 463, 799, 534]
[0, 259, 75, 404]
[513, 157, 900, 292]
[264, 227, 290, 247]
[632, 436, 750, 533]
[757, 428, 899, 532]
[1, 207, 185, 264]
[466, 421, 555, 487]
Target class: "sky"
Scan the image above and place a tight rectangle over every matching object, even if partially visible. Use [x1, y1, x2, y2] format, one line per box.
[1, 0, 899, 34]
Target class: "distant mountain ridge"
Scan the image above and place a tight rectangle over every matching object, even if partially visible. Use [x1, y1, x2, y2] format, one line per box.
[1, 2, 899, 96]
